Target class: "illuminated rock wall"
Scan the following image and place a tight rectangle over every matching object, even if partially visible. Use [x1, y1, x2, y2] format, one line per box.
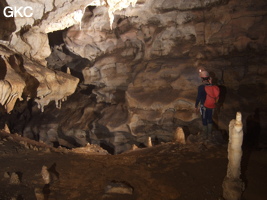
[0, 0, 266, 152]
[0, 46, 79, 113]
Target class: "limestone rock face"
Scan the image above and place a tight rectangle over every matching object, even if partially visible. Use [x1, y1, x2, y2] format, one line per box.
[1, 0, 106, 65]
[22, 91, 97, 149]
[66, 0, 267, 152]
[20, 29, 51, 66]
[0, 46, 79, 114]
[0, 50, 26, 113]
[0, 0, 266, 153]
[0, 1, 16, 41]
[3, 0, 53, 65]
[23, 61, 79, 112]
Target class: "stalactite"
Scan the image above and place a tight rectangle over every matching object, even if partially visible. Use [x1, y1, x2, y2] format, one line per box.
[106, 0, 137, 29]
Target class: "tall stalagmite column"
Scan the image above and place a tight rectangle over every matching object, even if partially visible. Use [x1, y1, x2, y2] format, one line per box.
[222, 112, 245, 200]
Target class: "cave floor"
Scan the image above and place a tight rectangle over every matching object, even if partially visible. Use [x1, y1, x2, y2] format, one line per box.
[0, 131, 266, 200]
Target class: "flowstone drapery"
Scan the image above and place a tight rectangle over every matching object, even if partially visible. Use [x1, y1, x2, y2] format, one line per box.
[0, 51, 79, 113]
[1, 56, 25, 113]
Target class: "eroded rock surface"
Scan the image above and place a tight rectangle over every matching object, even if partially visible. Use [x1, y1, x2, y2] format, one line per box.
[0, 0, 266, 153]
[0, 46, 79, 120]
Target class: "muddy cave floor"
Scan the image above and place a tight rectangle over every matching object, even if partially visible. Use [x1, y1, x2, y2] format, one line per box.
[0, 131, 266, 200]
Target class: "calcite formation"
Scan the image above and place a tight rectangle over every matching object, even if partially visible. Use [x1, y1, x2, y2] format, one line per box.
[41, 165, 50, 185]
[1, 0, 142, 65]
[106, 0, 138, 29]
[0, 80, 12, 112]
[222, 112, 245, 200]
[174, 127, 186, 144]
[0, 0, 266, 152]
[0, 47, 79, 113]
[9, 172, 21, 185]
[0, 55, 25, 113]
[146, 136, 152, 147]
[23, 61, 79, 112]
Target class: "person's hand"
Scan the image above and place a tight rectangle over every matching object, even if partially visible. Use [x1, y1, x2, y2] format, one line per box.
[195, 107, 199, 114]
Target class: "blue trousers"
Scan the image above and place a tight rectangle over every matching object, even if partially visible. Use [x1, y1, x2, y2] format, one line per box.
[201, 106, 213, 126]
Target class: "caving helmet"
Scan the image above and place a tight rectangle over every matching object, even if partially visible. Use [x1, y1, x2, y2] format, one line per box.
[199, 70, 209, 78]
[199, 69, 210, 81]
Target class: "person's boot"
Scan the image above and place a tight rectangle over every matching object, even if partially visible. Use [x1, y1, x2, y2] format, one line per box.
[207, 123, 213, 140]
[202, 125, 208, 139]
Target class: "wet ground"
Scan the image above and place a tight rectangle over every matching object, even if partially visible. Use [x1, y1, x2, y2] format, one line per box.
[0, 131, 266, 200]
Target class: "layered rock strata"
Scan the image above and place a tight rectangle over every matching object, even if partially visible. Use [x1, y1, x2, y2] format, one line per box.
[0, 45, 79, 113]
[0, 0, 266, 153]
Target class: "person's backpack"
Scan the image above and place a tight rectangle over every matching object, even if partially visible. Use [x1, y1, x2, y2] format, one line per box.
[204, 85, 220, 108]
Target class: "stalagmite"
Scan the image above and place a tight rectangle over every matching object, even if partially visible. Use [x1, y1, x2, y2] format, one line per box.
[131, 144, 138, 150]
[41, 166, 50, 185]
[222, 112, 245, 200]
[1, 57, 26, 113]
[174, 127, 186, 144]
[66, 67, 71, 74]
[147, 137, 152, 147]
[4, 124, 10, 133]
[34, 188, 45, 200]
[9, 172, 20, 185]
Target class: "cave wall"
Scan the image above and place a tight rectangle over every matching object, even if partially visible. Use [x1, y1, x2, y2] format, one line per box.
[63, 0, 267, 152]
[0, 0, 266, 153]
